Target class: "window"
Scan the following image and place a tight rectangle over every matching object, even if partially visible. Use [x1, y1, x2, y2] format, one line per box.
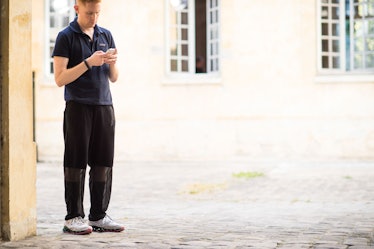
[318, 0, 374, 73]
[46, 0, 75, 75]
[165, 0, 220, 76]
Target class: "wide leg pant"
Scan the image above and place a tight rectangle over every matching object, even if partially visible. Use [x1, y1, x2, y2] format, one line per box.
[63, 102, 115, 221]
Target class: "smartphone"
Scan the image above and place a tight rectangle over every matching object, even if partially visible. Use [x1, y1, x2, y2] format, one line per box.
[106, 48, 115, 54]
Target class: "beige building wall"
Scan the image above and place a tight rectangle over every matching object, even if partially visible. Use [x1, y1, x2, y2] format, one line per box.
[33, 1, 374, 162]
[1, 0, 37, 241]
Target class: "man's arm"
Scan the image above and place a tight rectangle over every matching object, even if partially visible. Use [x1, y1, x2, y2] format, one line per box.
[108, 63, 119, 83]
[104, 49, 119, 83]
[54, 56, 88, 87]
[53, 51, 106, 87]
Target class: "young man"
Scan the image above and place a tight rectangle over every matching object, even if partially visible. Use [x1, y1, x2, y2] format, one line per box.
[52, 0, 124, 235]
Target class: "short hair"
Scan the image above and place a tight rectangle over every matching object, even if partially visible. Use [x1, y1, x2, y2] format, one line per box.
[76, 0, 102, 4]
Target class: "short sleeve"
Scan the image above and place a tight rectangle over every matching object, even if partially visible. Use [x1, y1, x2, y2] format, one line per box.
[52, 31, 70, 59]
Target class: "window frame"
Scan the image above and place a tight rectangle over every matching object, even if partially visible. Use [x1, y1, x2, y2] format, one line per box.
[164, 0, 221, 82]
[44, 0, 75, 80]
[317, 0, 346, 73]
[316, 0, 374, 82]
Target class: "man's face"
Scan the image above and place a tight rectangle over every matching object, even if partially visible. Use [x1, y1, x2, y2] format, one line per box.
[75, 2, 101, 29]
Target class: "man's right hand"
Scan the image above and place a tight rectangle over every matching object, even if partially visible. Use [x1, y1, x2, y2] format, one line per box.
[86, 51, 106, 67]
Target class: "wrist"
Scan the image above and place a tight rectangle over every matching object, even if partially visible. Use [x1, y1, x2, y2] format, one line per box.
[84, 59, 91, 70]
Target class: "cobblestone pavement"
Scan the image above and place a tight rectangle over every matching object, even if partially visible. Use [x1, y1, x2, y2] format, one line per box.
[1, 160, 374, 248]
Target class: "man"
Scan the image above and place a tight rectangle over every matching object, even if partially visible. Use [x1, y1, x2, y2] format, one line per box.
[52, 0, 124, 235]
[195, 55, 205, 73]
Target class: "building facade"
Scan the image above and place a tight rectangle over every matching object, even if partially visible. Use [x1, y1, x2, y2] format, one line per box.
[33, 0, 374, 162]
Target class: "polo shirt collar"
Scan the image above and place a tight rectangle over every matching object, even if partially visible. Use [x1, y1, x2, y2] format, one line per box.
[69, 17, 104, 35]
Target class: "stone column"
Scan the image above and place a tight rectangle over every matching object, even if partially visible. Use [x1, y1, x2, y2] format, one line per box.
[0, 0, 37, 241]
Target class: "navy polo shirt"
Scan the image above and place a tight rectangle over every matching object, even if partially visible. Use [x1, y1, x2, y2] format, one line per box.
[52, 18, 116, 105]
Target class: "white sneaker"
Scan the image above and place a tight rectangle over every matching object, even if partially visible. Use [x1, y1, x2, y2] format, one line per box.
[88, 215, 125, 232]
[63, 217, 92, 235]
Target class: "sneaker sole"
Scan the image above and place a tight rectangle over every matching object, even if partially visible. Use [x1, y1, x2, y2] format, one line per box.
[63, 226, 92, 235]
[91, 226, 125, 233]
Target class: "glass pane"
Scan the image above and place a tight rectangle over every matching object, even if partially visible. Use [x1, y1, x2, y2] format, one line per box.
[322, 39, 329, 52]
[181, 12, 188, 24]
[369, 20, 374, 34]
[181, 44, 188, 56]
[182, 60, 188, 72]
[332, 0, 339, 3]
[321, 7, 328, 19]
[170, 59, 178, 72]
[321, 0, 328, 3]
[366, 37, 374, 51]
[332, 23, 339, 36]
[210, 58, 219, 71]
[50, 16, 56, 28]
[332, 56, 340, 68]
[366, 53, 374, 67]
[332, 7, 339, 20]
[354, 38, 364, 51]
[50, 0, 54, 12]
[369, 3, 374, 17]
[181, 28, 188, 40]
[322, 23, 329, 35]
[62, 16, 69, 27]
[170, 41, 178, 55]
[215, 10, 219, 23]
[361, 4, 368, 17]
[354, 20, 363, 37]
[170, 0, 188, 11]
[354, 53, 363, 69]
[322, 56, 329, 68]
[50, 0, 69, 11]
[333, 39, 340, 52]
[354, 5, 362, 19]
[210, 28, 218, 40]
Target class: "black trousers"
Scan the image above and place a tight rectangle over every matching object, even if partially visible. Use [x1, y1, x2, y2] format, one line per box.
[63, 101, 115, 221]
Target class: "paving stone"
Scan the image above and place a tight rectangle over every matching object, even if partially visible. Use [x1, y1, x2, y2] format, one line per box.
[344, 238, 370, 246]
[313, 245, 348, 249]
[0, 161, 374, 248]
[348, 246, 374, 249]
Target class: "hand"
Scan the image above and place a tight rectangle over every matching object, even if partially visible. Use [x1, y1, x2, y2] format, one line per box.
[104, 48, 118, 65]
[86, 51, 106, 67]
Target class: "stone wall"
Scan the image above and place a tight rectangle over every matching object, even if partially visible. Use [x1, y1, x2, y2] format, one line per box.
[1, 0, 37, 241]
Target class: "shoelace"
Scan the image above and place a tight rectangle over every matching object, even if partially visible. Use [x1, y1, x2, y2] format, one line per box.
[103, 215, 113, 223]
